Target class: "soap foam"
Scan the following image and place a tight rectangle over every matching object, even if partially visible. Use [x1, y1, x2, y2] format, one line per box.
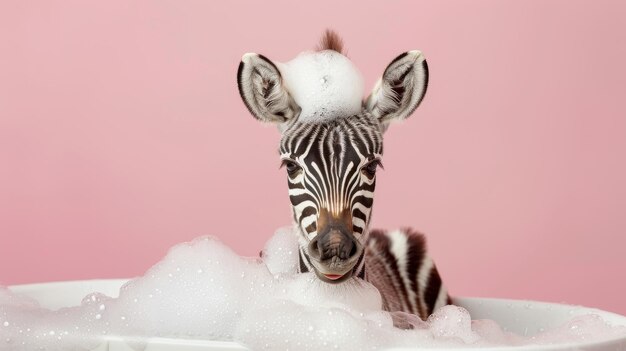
[530, 313, 626, 345]
[1, 227, 625, 350]
[261, 226, 300, 276]
[279, 51, 364, 123]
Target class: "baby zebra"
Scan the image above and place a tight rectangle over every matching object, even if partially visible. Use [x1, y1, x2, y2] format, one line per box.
[237, 30, 451, 322]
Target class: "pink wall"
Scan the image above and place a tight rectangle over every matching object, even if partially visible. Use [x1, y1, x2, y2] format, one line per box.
[1, 1, 625, 315]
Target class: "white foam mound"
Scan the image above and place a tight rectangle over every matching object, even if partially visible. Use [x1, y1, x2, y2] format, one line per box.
[261, 226, 300, 275]
[1, 227, 626, 350]
[279, 51, 364, 122]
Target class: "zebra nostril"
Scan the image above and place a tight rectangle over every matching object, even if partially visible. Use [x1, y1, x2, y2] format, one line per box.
[349, 242, 357, 257]
[308, 238, 321, 259]
[338, 239, 354, 260]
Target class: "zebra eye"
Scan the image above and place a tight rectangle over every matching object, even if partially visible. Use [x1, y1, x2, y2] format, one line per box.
[363, 160, 382, 177]
[281, 160, 301, 175]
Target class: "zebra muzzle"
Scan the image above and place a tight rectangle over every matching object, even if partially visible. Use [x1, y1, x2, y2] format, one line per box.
[324, 230, 355, 260]
[309, 228, 357, 261]
[306, 230, 364, 284]
[305, 208, 363, 283]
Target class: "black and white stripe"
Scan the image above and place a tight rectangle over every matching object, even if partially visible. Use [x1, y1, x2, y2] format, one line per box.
[279, 113, 382, 243]
[365, 228, 451, 321]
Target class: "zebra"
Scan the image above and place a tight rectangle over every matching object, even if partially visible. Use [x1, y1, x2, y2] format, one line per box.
[237, 30, 451, 322]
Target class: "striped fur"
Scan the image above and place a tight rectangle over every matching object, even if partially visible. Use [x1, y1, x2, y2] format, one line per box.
[365, 228, 451, 321]
[279, 113, 382, 241]
[238, 30, 451, 323]
[279, 113, 382, 283]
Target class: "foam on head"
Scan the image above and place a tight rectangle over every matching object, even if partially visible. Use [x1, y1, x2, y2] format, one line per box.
[1, 228, 625, 350]
[279, 50, 364, 123]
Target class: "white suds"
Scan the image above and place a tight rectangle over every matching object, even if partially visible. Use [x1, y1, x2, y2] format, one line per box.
[1, 227, 625, 350]
[279, 51, 364, 123]
[261, 226, 300, 276]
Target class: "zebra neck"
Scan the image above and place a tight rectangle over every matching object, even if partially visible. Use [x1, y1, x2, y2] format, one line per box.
[298, 247, 366, 280]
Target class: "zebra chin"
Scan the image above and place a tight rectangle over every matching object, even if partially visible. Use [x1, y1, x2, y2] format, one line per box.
[310, 257, 363, 284]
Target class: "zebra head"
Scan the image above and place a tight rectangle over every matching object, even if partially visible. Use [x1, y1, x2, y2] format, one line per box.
[237, 33, 428, 283]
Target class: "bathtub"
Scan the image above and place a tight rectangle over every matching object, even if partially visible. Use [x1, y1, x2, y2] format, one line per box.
[9, 279, 626, 351]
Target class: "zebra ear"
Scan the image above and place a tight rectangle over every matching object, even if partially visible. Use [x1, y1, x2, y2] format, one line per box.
[237, 53, 301, 124]
[365, 50, 428, 129]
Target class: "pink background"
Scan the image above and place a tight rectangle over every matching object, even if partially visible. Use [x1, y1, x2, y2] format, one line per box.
[1, 1, 625, 315]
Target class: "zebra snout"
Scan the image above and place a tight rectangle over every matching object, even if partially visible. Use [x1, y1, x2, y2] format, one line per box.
[309, 228, 358, 261]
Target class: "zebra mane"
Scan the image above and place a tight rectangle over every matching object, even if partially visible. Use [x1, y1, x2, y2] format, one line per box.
[317, 29, 344, 54]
